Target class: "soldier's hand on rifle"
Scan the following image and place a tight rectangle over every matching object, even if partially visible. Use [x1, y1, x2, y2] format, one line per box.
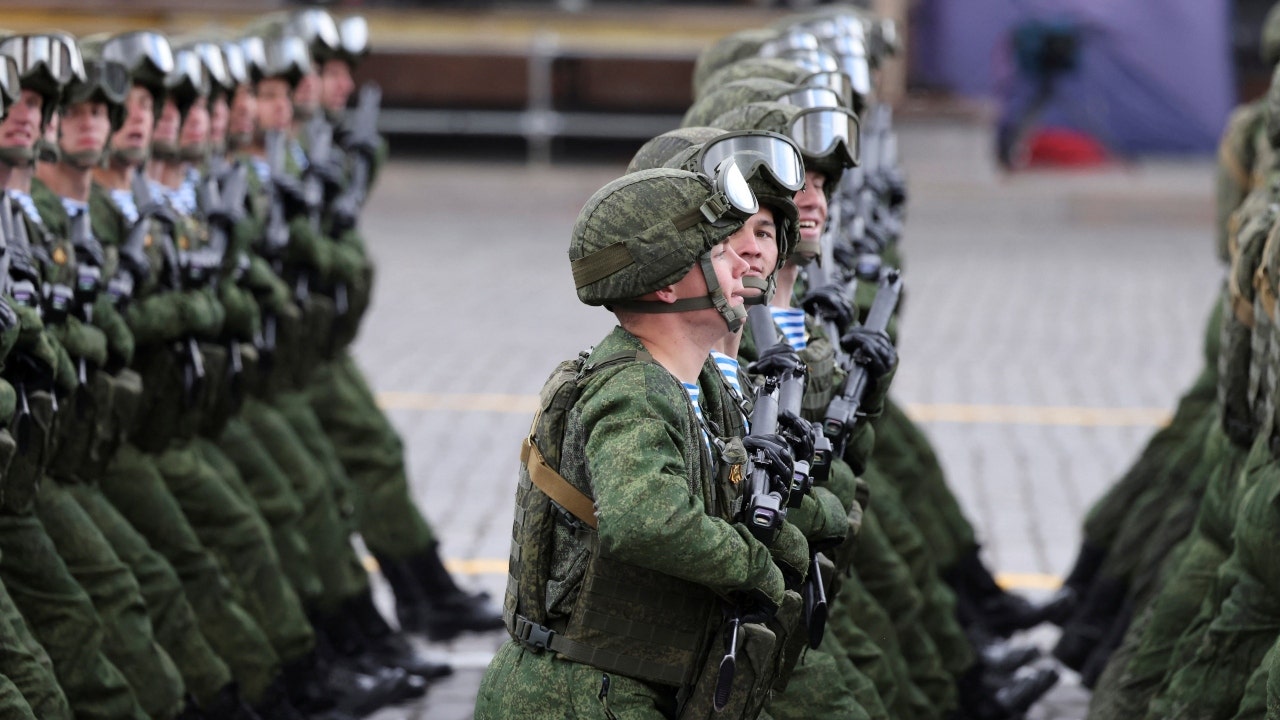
[748, 343, 804, 379]
[839, 327, 897, 379]
[272, 174, 309, 216]
[769, 521, 809, 591]
[0, 296, 18, 339]
[743, 433, 795, 492]
[801, 284, 854, 333]
[776, 410, 815, 466]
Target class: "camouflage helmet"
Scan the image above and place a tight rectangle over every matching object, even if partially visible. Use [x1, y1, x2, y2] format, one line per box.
[696, 58, 812, 101]
[96, 30, 174, 122]
[242, 16, 313, 87]
[1265, 2, 1280, 68]
[61, 40, 130, 131]
[627, 126, 724, 173]
[712, 100, 858, 197]
[692, 28, 776, 98]
[682, 78, 797, 128]
[0, 31, 83, 127]
[570, 167, 757, 331]
[166, 41, 213, 119]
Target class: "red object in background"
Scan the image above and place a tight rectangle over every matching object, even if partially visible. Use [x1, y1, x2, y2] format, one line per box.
[1026, 127, 1109, 167]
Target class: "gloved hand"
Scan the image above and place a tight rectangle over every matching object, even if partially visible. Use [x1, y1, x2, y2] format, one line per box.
[839, 327, 897, 380]
[787, 488, 849, 553]
[801, 284, 854, 333]
[768, 521, 810, 591]
[742, 433, 794, 492]
[732, 586, 781, 624]
[748, 342, 804, 379]
[776, 410, 815, 466]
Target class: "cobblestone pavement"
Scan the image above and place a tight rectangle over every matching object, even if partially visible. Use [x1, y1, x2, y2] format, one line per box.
[354, 118, 1218, 719]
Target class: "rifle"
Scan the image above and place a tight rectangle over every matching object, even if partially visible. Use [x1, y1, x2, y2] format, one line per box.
[6, 199, 58, 443]
[303, 114, 345, 315]
[67, 208, 103, 393]
[745, 305, 830, 648]
[821, 269, 903, 457]
[330, 82, 382, 234]
[198, 162, 251, 395]
[133, 173, 205, 408]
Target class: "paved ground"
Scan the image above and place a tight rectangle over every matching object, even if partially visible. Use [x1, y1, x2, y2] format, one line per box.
[351, 117, 1219, 719]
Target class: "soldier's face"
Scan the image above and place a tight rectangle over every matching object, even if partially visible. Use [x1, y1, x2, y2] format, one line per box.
[293, 72, 321, 113]
[794, 170, 828, 249]
[179, 97, 210, 149]
[110, 86, 154, 154]
[256, 79, 293, 132]
[60, 101, 112, 154]
[709, 239, 750, 307]
[153, 99, 181, 145]
[726, 207, 778, 298]
[208, 96, 229, 141]
[321, 59, 355, 111]
[229, 85, 257, 137]
[0, 90, 43, 150]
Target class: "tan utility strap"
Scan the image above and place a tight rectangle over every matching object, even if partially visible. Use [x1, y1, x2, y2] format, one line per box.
[520, 437, 599, 529]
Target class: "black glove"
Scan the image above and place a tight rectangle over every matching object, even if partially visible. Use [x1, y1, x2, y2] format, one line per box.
[776, 410, 815, 466]
[271, 174, 309, 216]
[732, 586, 780, 624]
[748, 342, 804, 379]
[0, 297, 18, 337]
[801, 284, 854, 333]
[743, 433, 795, 490]
[839, 327, 897, 380]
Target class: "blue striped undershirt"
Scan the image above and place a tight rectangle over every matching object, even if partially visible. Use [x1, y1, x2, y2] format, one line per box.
[682, 382, 712, 452]
[8, 191, 42, 226]
[110, 188, 139, 224]
[769, 307, 809, 351]
[710, 351, 743, 396]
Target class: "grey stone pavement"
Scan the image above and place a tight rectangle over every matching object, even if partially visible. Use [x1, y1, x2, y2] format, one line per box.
[352, 117, 1219, 719]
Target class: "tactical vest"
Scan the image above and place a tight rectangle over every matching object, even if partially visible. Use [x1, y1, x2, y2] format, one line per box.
[506, 348, 721, 691]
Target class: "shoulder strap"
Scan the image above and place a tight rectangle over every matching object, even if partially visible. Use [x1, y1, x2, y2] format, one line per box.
[520, 437, 598, 529]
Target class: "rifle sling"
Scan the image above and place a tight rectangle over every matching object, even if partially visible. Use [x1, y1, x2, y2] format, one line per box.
[521, 437, 598, 529]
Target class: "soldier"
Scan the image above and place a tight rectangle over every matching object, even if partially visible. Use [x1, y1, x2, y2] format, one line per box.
[477, 166, 803, 719]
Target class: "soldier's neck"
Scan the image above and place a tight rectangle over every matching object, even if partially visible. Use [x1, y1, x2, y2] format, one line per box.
[5, 164, 32, 193]
[148, 159, 184, 189]
[35, 161, 91, 202]
[624, 315, 722, 384]
[93, 161, 133, 191]
[713, 329, 743, 358]
[771, 263, 800, 309]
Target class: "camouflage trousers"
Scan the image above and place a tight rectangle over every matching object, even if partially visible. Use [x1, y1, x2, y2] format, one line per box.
[0, 556, 71, 719]
[154, 437, 314, 667]
[871, 396, 977, 574]
[100, 442, 281, 706]
[34, 478, 186, 719]
[229, 395, 367, 617]
[0, 502, 148, 720]
[763, 643, 874, 720]
[476, 642, 677, 720]
[308, 353, 437, 558]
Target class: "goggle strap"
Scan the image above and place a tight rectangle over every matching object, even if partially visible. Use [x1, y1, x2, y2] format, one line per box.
[571, 241, 634, 289]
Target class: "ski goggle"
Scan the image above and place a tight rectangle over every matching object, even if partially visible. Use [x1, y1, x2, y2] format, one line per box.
[676, 158, 759, 229]
[338, 16, 369, 58]
[0, 33, 85, 86]
[800, 70, 856, 110]
[262, 35, 312, 80]
[0, 56, 19, 106]
[694, 131, 805, 194]
[219, 41, 249, 87]
[65, 59, 130, 106]
[825, 35, 873, 98]
[776, 86, 843, 111]
[758, 32, 821, 60]
[238, 36, 267, 82]
[285, 8, 341, 58]
[789, 106, 860, 168]
[191, 42, 230, 92]
[772, 48, 838, 74]
[167, 48, 211, 97]
[100, 31, 173, 79]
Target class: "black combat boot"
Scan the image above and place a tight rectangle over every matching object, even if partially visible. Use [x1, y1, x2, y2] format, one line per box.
[281, 651, 337, 714]
[254, 676, 309, 720]
[377, 544, 504, 642]
[201, 683, 262, 720]
[1078, 596, 1133, 688]
[956, 663, 1060, 719]
[970, 628, 1042, 677]
[311, 609, 429, 715]
[174, 695, 206, 720]
[1037, 541, 1107, 626]
[345, 590, 454, 680]
[1052, 574, 1127, 672]
[945, 548, 1046, 637]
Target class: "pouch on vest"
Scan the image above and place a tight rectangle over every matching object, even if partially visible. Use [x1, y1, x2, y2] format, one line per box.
[675, 589, 802, 720]
[3, 391, 55, 514]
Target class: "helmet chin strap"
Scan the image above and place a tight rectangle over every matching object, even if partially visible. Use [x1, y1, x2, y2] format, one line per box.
[111, 146, 150, 166]
[0, 146, 34, 168]
[151, 140, 181, 163]
[60, 149, 102, 171]
[742, 275, 777, 306]
[606, 251, 748, 333]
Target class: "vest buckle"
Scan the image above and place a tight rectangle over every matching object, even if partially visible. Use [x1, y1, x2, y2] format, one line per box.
[516, 615, 557, 651]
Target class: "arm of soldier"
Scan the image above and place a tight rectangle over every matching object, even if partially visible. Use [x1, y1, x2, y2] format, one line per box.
[582, 364, 785, 607]
[46, 316, 109, 369]
[91, 295, 136, 368]
[0, 297, 20, 365]
[49, 333, 78, 397]
[217, 278, 262, 342]
[785, 486, 849, 552]
[244, 255, 297, 318]
[286, 217, 335, 281]
[180, 288, 227, 340]
[124, 293, 190, 346]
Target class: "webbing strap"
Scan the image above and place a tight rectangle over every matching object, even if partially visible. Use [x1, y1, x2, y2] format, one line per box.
[512, 614, 688, 686]
[1230, 270, 1257, 329]
[1256, 266, 1277, 323]
[521, 438, 598, 529]
[609, 297, 716, 314]
[572, 242, 635, 289]
[1219, 140, 1252, 191]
